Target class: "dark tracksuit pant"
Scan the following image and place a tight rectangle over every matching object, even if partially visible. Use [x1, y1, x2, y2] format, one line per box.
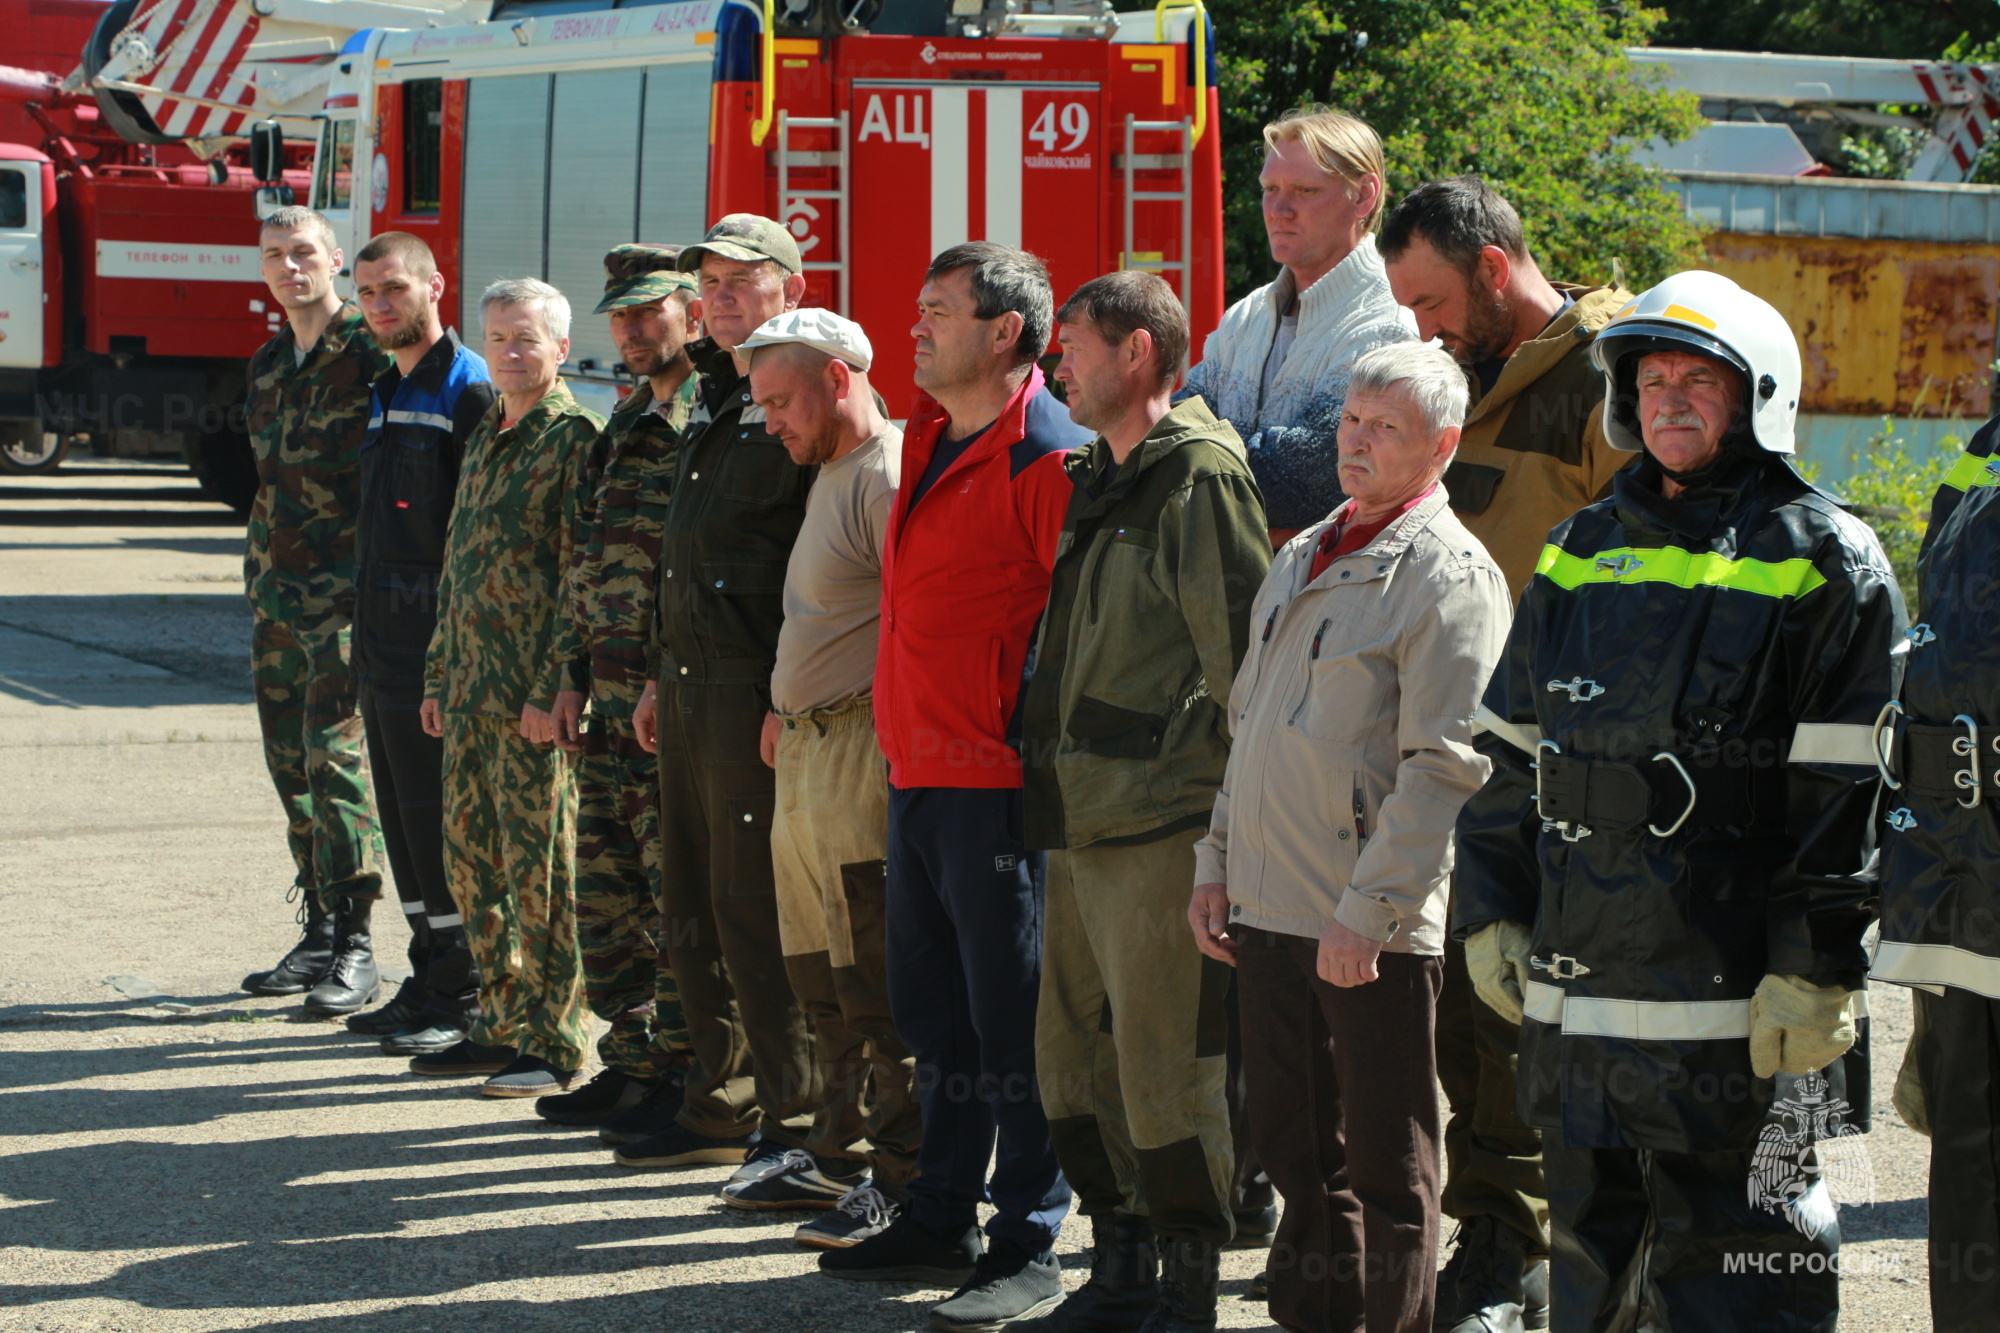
[1236, 928, 1443, 1333]
[1437, 927, 1548, 1252]
[358, 683, 474, 1005]
[886, 785, 1071, 1251]
[1924, 985, 2000, 1333]
[655, 677, 815, 1147]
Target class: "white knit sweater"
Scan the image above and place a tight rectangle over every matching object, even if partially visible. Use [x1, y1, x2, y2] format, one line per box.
[1181, 235, 1415, 529]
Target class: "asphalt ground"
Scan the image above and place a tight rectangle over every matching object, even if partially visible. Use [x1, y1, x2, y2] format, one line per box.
[0, 457, 1936, 1331]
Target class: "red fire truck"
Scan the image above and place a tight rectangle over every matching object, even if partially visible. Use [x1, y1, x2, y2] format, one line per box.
[9, 0, 1222, 501]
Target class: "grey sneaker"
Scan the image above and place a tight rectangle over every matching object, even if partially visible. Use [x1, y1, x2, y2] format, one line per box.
[930, 1242, 1063, 1331]
[727, 1137, 791, 1183]
[479, 1054, 576, 1098]
[720, 1148, 862, 1211]
[796, 1182, 903, 1249]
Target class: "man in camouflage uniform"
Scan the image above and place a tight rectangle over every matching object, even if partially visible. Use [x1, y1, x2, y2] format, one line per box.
[415, 277, 601, 1096]
[537, 246, 702, 1132]
[240, 204, 390, 1014]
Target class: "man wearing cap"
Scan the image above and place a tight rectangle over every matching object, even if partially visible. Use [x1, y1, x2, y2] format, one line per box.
[534, 246, 702, 1132]
[719, 309, 921, 1250]
[628, 215, 819, 1174]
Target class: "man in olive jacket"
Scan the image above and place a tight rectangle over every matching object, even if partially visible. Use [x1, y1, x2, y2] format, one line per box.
[1019, 272, 1272, 1333]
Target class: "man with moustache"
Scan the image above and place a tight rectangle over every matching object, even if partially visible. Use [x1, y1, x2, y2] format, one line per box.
[1379, 177, 1631, 1332]
[535, 245, 702, 1132]
[1017, 271, 1270, 1333]
[627, 216, 819, 1175]
[723, 309, 920, 1248]
[418, 277, 601, 1096]
[240, 205, 391, 1015]
[341, 231, 495, 1049]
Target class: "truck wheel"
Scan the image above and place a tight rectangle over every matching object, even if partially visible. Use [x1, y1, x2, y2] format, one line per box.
[186, 426, 259, 515]
[0, 423, 69, 476]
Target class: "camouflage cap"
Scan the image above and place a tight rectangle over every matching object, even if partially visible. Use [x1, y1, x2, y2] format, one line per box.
[594, 243, 697, 315]
[675, 214, 803, 276]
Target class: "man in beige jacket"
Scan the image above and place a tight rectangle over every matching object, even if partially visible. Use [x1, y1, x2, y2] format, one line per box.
[1187, 341, 1512, 1333]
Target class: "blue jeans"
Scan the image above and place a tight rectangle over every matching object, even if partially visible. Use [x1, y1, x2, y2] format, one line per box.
[886, 785, 1070, 1251]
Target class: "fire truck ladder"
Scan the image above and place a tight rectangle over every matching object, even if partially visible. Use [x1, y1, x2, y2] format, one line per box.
[1120, 114, 1194, 311]
[776, 110, 851, 316]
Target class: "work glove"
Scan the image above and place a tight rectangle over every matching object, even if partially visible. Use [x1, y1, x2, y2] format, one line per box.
[1893, 989, 1932, 1137]
[1748, 974, 1859, 1078]
[1465, 920, 1535, 1025]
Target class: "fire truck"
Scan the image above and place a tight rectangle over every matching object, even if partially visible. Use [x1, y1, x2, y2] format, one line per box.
[5, 0, 1219, 508]
[299, 0, 1222, 417]
[0, 0, 483, 503]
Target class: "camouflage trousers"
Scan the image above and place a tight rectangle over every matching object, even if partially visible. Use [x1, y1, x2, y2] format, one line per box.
[250, 616, 385, 905]
[577, 716, 691, 1080]
[441, 713, 587, 1070]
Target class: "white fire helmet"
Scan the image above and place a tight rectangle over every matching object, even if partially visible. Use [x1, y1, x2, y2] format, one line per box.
[1589, 270, 1803, 456]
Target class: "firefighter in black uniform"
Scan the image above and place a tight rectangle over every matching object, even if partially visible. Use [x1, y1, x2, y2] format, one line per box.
[1452, 271, 1905, 1333]
[1874, 410, 2000, 1333]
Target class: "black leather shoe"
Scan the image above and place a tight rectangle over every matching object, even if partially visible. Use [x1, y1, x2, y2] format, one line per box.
[538, 1068, 650, 1125]
[819, 1213, 983, 1286]
[381, 1014, 472, 1056]
[409, 1040, 515, 1077]
[345, 974, 430, 1036]
[597, 1068, 688, 1145]
[242, 897, 333, 995]
[1015, 1214, 1156, 1331]
[1226, 1204, 1276, 1250]
[1435, 1216, 1546, 1333]
[302, 895, 380, 1018]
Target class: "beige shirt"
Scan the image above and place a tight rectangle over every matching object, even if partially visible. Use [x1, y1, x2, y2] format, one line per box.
[770, 423, 904, 715]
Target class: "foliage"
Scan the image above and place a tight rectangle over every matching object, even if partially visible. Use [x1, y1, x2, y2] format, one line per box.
[1823, 419, 1963, 607]
[1839, 125, 1922, 180]
[1205, 0, 1707, 301]
[1652, 1, 1998, 60]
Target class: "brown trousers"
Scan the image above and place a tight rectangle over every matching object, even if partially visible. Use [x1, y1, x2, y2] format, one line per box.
[772, 697, 920, 1186]
[1236, 927, 1443, 1333]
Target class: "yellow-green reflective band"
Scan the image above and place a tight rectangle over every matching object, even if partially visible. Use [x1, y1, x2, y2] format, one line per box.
[1534, 544, 1827, 599]
[1942, 449, 2000, 493]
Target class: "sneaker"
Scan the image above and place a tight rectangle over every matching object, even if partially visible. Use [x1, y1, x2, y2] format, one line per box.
[408, 1040, 516, 1077]
[612, 1123, 759, 1169]
[537, 1068, 651, 1126]
[597, 1072, 687, 1146]
[345, 975, 431, 1036]
[480, 1054, 577, 1098]
[381, 1016, 473, 1057]
[819, 1213, 982, 1286]
[728, 1136, 792, 1184]
[929, 1242, 1063, 1331]
[720, 1149, 863, 1211]
[796, 1182, 904, 1249]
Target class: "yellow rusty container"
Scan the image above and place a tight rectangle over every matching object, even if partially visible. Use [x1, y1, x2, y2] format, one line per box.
[1703, 232, 1999, 419]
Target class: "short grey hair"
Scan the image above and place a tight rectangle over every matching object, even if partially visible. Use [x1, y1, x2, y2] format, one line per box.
[258, 204, 337, 254]
[1347, 341, 1469, 439]
[480, 277, 571, 345]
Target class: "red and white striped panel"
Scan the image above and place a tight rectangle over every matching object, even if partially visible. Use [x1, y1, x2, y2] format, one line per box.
[125, 0, 263, 139]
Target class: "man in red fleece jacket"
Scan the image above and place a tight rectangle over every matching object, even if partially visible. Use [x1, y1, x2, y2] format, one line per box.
[818, 243, 1087, 1331]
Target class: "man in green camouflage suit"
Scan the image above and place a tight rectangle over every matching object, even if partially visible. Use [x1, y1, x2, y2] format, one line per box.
[240, 205, 390, 1013]
[538, 246, 702, 1132]
[415, 276, 602, 1096]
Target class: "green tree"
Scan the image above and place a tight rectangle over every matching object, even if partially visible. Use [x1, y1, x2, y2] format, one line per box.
[1831, 421, 1965, 608]
[1207, 0, 1706, 300]
[1652, 0, 1997, 60]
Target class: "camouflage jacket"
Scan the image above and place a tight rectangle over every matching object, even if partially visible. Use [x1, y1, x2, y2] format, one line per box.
[243, 303, 389, 630]
[424, 379, 605, 717]
[555, 375, 696, 716]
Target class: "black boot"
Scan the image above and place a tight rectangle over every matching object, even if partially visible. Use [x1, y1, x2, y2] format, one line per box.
[1016, 1214, 1158, 1331]
[303, 895, 380, 1018]
[242, 897, 334, 995]
[345, 973, 431, 1035]
[1137, 1240, 1219, 1333]
[1435, 1215, 1546, 1333]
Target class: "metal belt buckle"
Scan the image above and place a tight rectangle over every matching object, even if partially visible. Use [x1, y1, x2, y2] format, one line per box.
[1648, 752, 1698, 837]
[1871, 700, 1904, 790]
[1953, 714, 1983, 809]
[1533, 740, 1591, 841]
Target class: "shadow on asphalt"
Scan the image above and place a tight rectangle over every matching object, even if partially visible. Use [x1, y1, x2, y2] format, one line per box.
[0, 505, 241, 527]
[0, 537, 247, 557]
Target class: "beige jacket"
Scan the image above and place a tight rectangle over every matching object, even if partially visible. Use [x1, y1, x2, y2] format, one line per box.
[1193, 488, 1512, 952]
